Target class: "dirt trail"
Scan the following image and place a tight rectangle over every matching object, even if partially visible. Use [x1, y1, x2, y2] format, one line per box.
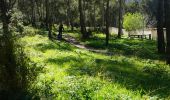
[63, 34, 114, 55]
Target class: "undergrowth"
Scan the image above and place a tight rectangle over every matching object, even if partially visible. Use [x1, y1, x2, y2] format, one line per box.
[20, 31, 170, 99]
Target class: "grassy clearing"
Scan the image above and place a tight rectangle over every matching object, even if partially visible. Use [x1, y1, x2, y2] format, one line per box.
[67, 32, 163, 60]
[20, 31, 170, 99]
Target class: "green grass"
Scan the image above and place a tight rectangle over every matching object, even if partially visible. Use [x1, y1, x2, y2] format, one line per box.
[67, 32, 163, 60]
[20, 31, 170, 99]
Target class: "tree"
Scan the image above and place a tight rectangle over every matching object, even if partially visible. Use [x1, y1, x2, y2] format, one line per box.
[164, 0, 170, 64]
[123, 13, 144, 32]
[0, 0, 18, 92]
[45, 0, 52, 39]
[65, 0, 71, 28]
[157, 0, 165, 54]
[79, 0, 87, 39]
[125, 0, 140, 13]
[31, 0, 36, 27]
[105, 0, 110, 46]
[118, 0, 124, 38]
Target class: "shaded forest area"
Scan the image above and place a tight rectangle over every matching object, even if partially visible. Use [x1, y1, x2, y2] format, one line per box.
[0, 0, 170, 99]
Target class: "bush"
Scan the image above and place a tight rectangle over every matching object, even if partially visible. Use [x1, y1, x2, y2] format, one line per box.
[0, 8, 44, 97]
[123, 13, 144, 31]
[0, 39, 44, 99]
[23, 26, 40, 36]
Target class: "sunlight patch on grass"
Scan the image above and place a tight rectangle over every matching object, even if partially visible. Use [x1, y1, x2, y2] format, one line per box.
[20, 34, 170, 99]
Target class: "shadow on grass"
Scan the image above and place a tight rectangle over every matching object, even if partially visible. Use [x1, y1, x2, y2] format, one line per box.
[83, 37, 163, 60]
[36, 30, 169, 98]
[36, 29, 162, 60]
[35, 40, 74, 52]
[46, 56, 83, 66]
[46, 55, 170, 98]
[71, 58, 170, 98]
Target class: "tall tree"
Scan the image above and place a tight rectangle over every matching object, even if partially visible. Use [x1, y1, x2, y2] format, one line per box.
[31, 0, 36, 26]
[164, 0, 170, 64]
[105, 0, 110, 46]
[66, 0, 71, 28]
[101, 0, 105, 29]
[118, 0, 123, 38]
[0, 0, 18, 91]
[79, 0, 87, 39]
[157, 0, 165, 54]
[45, 0, 52, 39]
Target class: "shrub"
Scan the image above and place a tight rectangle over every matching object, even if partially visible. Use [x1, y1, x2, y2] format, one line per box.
[123, 13, 144, 31]
[23, 26, 40, 36]
[0, 39, 44, 99]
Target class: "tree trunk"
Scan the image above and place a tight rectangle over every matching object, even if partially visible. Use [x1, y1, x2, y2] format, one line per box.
[157, 0, 165, 54]
[45, 0, 48, 30]
[165, 0, 170, 64]
[1, 0, 18, 91]
[79, 0, 87, 39]
[93, 2, 96, 29]
[45, 0, 52, 39]
[101, 0, 105, 30]
[66, 0, 71, 28]
[31, 0, 36, 27]
[70, 0, 74, 31]
[118, 0, 123, 38]
[106, 0, 110, 46]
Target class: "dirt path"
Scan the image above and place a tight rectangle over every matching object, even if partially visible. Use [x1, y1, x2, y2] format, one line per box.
[63, 34, 114, 55]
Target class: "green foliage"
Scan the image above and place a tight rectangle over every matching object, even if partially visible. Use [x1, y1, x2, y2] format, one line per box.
[123, 13, 144, 31]
[10, 8, 24, 34]
[78, 32, 158, 59]
[19, 32, 170, 99]
[14, 44, 44, 92]
[0, 35, 44, 99]
[0, 8, 44, 99]
[23, 26, 41, 36]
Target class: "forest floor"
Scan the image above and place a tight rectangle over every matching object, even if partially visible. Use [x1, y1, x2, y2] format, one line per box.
[63, 34, 110, 54]
[20, 29, 170, 99]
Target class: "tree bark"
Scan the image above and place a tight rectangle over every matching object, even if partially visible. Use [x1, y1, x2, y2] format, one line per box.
[0, 0, 18, 91]
[157, 0, 165, 54]
[79, 0, 87, 39]
[45, 0, 52, 39]
[93, 1, 96, 29]
[45, 0, 48, 30]
[106, 0, 110, 46]
[101, 0, 105, 30]
[164, 0, 170, 64]
[66, 0, 71, 28]
[31, 0, 36, 27]
[118, 0, 123, 38]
